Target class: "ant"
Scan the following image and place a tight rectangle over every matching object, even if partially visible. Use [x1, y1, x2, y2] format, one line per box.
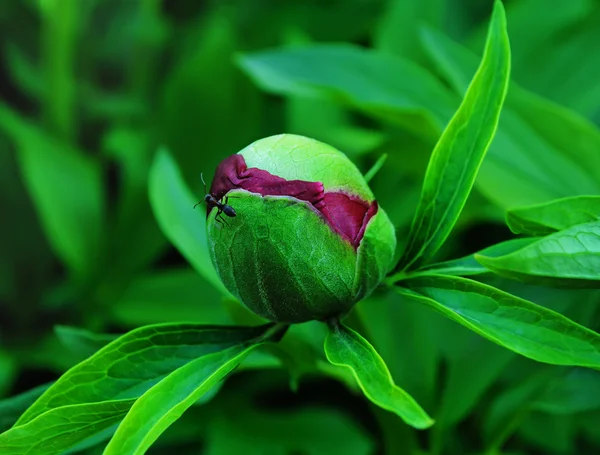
[194, 173, 237, 228]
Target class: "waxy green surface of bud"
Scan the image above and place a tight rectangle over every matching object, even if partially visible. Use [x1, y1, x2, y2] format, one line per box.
[206, 134, 396, 323]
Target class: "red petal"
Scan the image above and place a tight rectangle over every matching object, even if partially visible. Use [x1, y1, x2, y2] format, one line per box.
[209, 154, 377, 249]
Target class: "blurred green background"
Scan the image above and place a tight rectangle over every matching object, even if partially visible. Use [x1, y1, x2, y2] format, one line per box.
[1, 0, 599, 454]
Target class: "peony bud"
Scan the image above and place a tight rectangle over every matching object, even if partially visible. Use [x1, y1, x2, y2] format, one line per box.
[205, 134, 396, 323]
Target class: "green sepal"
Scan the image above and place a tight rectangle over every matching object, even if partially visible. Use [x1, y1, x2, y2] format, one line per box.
[354, 206, 396, 300]
[208, 191, 357, 322]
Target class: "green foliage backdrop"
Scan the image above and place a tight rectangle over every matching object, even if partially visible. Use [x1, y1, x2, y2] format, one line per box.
[0, 0, 599, 454]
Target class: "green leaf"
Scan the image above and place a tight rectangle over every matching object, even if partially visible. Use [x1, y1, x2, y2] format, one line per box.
[476, 221, 600, 288]
[507, 5, 600, 116]
[483, 368, 560, 450]
[54, 325, 119, 360]
[398, 275, 600, 367]
[61, 424, 118, 455]
[506, 195, 600, 236]
[148, 148, 229, 296]
[397, 0, 511, 271]
[237, 43, 457, 139]
[1, 324, 280, 455]
[0, 384, 52, 433]
[420, 24, 600, 209]
[436, 322, 514, 418]
[496, 0, 592, 69]
[258, 322, 358, 393]
[518, 412, 575, 454]
[104, 324, 286, 455]
[481, 111, 599, 207]
[298, 120, 388, 159]
[532, 368, 600, 415]
[0, 103, 104, 278]
[0, 400, 135, 455]
[431, 331, 513, 451]
[101, 127, 167, 285]
[356, 293, 442, 411]
[4, 43, 43, 100]
[111, 269, 230, 326]
[324, 321, 433, 429]
[285, 74, 387, 158]
[16, 323, 274, 425]
[508, 87, 600, 186]
[408, 237, 536, 277]
[373, 0, 444, 61]
[160, 8, 261, 194]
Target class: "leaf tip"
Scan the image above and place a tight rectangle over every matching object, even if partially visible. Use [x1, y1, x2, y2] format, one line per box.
[492, 0, 507, 18]
[154, 145, 172, 164]
[417, 417, 435, 430]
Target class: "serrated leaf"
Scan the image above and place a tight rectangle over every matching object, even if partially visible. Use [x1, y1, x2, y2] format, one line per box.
[104, 325, 285, 455]
[397, 0, 511, 271]
[398, 275, 600, 367]
[148, 148, 229, 296]
[507, 195, 600, 236]
[324, 321, 433, 429]
[16, 323, 273, 425]
[476, 221, 600, 288]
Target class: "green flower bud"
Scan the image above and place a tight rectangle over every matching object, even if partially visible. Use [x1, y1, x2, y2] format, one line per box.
[205, 134, 396, 323]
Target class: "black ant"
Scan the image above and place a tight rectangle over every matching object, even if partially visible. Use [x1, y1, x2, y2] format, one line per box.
[194, 173, 236, 227]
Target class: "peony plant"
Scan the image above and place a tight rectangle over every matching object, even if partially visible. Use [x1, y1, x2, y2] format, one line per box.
[3, 3, 600, 455]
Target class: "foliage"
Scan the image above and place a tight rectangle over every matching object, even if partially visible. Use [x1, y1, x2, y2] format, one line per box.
[1, 0, 599, 454]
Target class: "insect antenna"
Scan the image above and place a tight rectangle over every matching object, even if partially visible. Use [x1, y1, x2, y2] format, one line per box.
[200, 172, 208, 195]
[194, 172, 209, 209]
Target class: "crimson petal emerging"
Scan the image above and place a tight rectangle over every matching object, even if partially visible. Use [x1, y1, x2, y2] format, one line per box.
[209, 154, 378, 249]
